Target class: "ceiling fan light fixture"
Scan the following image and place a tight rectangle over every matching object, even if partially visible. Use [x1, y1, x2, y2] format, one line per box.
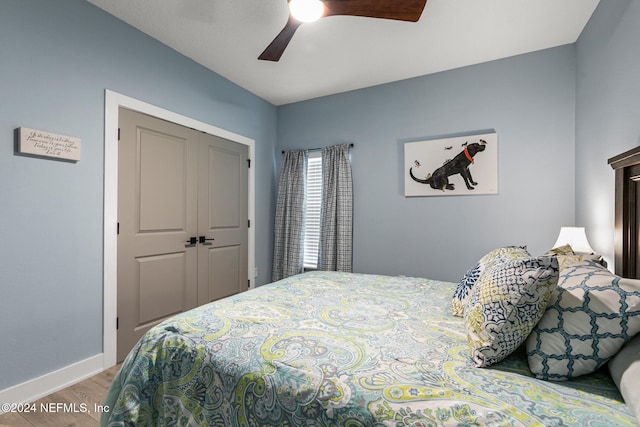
[289, 0, 324, 23]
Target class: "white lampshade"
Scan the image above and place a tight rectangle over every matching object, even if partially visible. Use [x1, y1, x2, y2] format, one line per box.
[552, 226, 595, 254]
[289, 0, 324, 22]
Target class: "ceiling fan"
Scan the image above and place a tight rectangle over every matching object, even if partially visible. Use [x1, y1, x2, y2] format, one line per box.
[258, 0, 428, 62]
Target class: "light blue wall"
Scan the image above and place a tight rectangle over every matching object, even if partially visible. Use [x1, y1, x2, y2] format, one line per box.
[278, 46, 577, 282]
[2, 0, 633, 397]
[0, 0, 276, 389]
[575, 0, 640, 266]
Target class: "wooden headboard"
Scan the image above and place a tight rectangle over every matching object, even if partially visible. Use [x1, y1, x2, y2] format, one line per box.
[608, 145, 640, 279]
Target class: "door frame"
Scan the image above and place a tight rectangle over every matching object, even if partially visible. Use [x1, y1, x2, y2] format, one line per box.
[102, 89, 255, 369]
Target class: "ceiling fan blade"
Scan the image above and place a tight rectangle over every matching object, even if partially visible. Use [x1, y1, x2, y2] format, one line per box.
[258, 0, 427, 61]
[259, 15, 303, 61]
[323, 0, 427, 22]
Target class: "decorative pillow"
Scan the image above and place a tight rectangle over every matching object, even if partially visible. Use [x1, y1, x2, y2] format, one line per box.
[544, 244, 603, 270]
[527, 260, 640, 380]
[556, 254, 605, 270]
[452, 246, 529, 317]
[609, 333, 640, 423]
[544, 244, 575, 256]
[464, 255, 559, 367]
[554, 254, 588, 270]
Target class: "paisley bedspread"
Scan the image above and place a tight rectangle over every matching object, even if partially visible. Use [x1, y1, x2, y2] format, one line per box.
[101, 271, 636, 426]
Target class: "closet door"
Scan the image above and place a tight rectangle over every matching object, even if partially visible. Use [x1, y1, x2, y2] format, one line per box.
[117, 108, 198, 362]
[118, 109, 249, 361]
[197, 134, 249, 304]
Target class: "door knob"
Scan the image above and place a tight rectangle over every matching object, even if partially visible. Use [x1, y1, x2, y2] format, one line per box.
[199, 236, 215, 246]
[185, 236, 197, 247]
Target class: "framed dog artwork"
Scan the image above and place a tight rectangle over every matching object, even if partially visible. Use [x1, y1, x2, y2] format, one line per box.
[404, 132, 498, 196]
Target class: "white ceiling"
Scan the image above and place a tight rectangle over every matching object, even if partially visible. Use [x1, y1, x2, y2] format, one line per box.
[85, 0, 599, 106]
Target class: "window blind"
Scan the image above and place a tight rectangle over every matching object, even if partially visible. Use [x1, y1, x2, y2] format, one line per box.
[304, 154, 322, 269]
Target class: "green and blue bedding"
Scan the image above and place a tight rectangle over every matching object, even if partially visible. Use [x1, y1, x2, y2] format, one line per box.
[102, 271, 636, 426]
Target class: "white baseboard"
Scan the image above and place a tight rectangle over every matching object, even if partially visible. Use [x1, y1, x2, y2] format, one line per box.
[0, 354, 105, 413]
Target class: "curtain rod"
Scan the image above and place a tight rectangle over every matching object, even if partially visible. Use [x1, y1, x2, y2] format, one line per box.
[282, 143, 354, 154]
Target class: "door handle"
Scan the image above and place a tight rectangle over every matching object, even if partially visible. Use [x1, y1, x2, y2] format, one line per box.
[185, 236, 197, 248]
[199, 236, 215, 246]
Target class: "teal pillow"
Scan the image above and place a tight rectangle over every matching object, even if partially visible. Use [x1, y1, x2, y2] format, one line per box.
[465, 255, 559, 367]
[527, 261, 640, 380]
[452, 246, 529, 317]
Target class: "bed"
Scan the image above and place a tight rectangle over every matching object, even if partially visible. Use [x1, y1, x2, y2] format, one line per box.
[102, 147, 640, 426]
[101, 268, 638, 426]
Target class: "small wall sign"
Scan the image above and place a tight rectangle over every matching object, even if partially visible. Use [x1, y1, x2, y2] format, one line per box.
[18, 127, 81, 162]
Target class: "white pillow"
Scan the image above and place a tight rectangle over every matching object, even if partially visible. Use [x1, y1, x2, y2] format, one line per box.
[609, 333, 640, 423]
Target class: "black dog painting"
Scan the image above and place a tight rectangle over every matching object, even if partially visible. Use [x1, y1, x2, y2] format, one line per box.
[410, 141, 486, 191]
[405, 133, 498, 196]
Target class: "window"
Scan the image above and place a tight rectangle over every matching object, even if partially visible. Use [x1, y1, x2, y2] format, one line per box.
[303, 152, 322, 269]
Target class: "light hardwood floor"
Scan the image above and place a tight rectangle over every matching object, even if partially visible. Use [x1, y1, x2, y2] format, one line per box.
[0, 364, 121, 427]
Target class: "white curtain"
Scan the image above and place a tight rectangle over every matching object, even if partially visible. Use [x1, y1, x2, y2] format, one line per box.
[318, 144, 353, 272]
